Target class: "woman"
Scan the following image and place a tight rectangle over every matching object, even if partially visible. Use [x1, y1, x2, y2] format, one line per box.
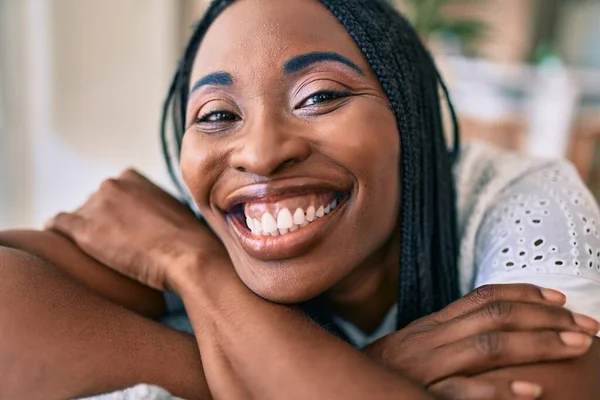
[1, 0, 600, 398]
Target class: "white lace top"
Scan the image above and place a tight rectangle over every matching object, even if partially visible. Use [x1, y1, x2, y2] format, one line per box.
[335, 141, 600, 346]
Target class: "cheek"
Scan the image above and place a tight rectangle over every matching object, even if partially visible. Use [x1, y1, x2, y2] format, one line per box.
[179, 132, 241, 248]
[323, 103, 401, 217]
[180, 132, 224, 211]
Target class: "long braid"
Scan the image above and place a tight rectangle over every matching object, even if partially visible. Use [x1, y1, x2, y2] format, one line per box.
[160, 0, 460, 339]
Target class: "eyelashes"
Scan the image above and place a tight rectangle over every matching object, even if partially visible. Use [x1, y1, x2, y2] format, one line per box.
[196, 111, 239, 124]
[193, 90, 351, 132]
[296, 90, 351, 109]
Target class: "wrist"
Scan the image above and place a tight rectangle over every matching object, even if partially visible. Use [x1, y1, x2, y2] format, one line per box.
[166, 249, 233, 295]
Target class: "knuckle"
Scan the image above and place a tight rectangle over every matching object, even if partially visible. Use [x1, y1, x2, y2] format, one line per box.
[119, 168, 139, 179]
[100, 178, 120, 193]
[430, 378, 465, 399]
[541, 330, 564, 347]
[54, 212, 69, 221]
[520, 283, 545, 298]
[524, 331, 560, 359]
[54, 212, 77, 228]
[472, 332, 503, 358]
[401, 330, 427, 347]
[544, 304, 570, 322]
[484, 301, 514, 323]
[470, 284, 498, 306]
[511, 283, 546, 301]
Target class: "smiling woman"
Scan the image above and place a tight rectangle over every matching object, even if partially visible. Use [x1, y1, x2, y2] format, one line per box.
[1, 0, 600, 399]
[166, 0, 458, 326]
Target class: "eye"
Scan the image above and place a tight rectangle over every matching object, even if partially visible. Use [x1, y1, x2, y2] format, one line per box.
[196, 110, 239, 124]
[298, 90, 350, 108]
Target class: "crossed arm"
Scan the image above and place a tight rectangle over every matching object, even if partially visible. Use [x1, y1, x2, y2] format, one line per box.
[1, 229, 599, 399]
[0, 231, 433, 399]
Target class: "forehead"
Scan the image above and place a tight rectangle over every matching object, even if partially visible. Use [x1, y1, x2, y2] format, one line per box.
[191, 0, 371, 82]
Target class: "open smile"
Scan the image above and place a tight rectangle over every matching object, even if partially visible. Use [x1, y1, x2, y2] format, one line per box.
[225, 188, 351, 261]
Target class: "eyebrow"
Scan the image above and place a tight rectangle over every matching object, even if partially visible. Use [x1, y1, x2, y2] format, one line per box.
[283, 52, 364, 76]
[190, 72, 233, 94]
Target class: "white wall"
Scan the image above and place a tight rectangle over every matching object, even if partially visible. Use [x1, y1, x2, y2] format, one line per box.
[0, 0, 181, 229]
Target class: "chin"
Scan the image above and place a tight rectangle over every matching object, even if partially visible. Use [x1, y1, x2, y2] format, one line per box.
[235, 259, 345, 305]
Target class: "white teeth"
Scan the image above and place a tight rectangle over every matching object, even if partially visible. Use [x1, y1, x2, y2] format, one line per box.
[277, 208, 294, 230]
[316, 206, 325, 218]
[245, 197, 343, 237]
[261, 212, 278, 233]
[293, 208, 305, 225]
[306, 206, 316, 222]
[254, 219, 262, 234]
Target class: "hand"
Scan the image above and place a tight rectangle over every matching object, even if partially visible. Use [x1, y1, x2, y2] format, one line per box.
[363, 284, 599, 400]
[45, 169, 229, 291]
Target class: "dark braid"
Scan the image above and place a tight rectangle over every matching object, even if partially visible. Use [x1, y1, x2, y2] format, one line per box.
[161, 0, 460, 338]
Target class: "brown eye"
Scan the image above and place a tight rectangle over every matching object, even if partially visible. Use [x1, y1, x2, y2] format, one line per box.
[196, 111, 239, 123]
[299, 91, 349, 108]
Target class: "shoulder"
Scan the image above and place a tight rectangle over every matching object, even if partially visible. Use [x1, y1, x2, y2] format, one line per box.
[453, 141, 561, 221]
[454, 141, 560, 292]
[455, 144, 600, 321]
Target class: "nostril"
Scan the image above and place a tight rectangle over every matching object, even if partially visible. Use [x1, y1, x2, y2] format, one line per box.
[236, 166, 247, 173]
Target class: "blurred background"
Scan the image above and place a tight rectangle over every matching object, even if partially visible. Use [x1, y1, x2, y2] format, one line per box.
[1, 0, 600, 229]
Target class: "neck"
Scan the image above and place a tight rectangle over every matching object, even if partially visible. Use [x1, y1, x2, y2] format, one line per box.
[320, 230, 400, 334]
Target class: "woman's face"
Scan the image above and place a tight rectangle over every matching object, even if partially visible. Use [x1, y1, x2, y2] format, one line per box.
[181, 0, 401, 303]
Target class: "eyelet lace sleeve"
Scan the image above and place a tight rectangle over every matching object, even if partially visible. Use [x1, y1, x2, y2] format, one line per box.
[474, 161, 600, 322]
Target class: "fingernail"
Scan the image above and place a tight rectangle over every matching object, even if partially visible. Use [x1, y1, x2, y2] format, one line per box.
[540, 288, 566, 304]
[511, 381, 542, 398]
[560, 331, 593, 347]
[573, 313, 600, 333]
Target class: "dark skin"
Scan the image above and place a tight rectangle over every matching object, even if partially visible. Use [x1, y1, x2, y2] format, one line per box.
[1, 0, 599, 398]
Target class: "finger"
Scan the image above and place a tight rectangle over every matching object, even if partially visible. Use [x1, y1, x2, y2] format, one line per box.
[431, 284, 566, 323]
[118, 168, 147, 183]
[429, 377, 542, 400]
[424, 330, 593, 381]
[44, 212, 87, 239]
[118, 169, 190, 210]
[438, 301, 600, 343]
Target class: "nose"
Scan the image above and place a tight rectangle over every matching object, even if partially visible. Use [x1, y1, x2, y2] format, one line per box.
[230, 118, 311, 176]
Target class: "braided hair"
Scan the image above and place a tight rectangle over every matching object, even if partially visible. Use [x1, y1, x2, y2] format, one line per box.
[161, 0, 461, 335]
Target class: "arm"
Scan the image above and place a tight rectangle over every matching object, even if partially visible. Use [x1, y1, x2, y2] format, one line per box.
[474, 340, 600, 400]
[174, 257, 435, 400]
[0, 246, 208, 399]
[0, 229, 166, 318]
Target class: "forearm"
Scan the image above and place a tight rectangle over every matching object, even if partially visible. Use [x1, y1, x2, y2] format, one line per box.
[176, 261, 434, 400]
[0, 247, 208, 399]
[475, 339, 600, 400]
[0, 230, 165, 317]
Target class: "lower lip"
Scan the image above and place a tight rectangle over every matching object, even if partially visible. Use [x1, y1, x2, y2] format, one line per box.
[228, 200, 348, 261]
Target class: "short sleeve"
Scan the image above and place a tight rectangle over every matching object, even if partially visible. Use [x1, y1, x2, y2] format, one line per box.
[474, 161, 600, 323]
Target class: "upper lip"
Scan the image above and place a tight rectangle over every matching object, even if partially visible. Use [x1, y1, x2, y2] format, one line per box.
[221, 177, 352, 212]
